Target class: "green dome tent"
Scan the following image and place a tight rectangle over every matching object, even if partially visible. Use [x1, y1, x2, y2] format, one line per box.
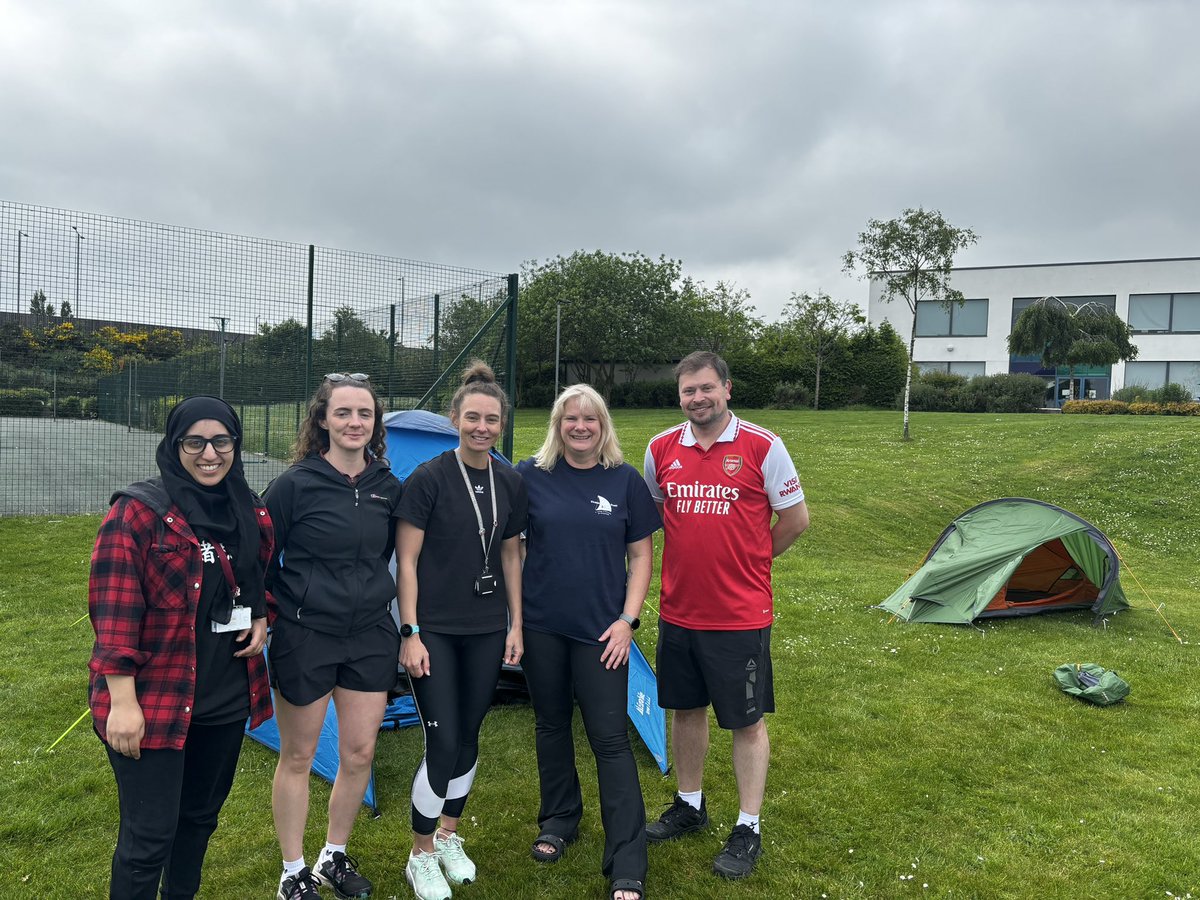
[880, 498, 1129, 624]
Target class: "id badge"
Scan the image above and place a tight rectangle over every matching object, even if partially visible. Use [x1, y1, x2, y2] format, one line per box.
[212, 605, 252, 633]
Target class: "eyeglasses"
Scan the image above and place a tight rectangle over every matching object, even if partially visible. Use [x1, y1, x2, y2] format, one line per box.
[324, 372, 370, 384]
[178, 434, 236, 455]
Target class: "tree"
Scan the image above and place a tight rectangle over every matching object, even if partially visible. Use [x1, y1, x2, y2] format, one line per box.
[441, 290, 506, 362]
[59, 300, 73, 320]
[780, 292, 864, 409]
[518, 251, 684, 399]
[29, 290, 53, 327]
[843, 208, 978, 439]
[678, 279, 761, 355]
[1007, 297, 1138, 399]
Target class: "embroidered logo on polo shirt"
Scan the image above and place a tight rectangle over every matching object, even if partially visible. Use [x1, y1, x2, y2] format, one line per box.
[591, 495, 617, 515]
[723, 455, 743, 476]
[667, 459, 683, 470]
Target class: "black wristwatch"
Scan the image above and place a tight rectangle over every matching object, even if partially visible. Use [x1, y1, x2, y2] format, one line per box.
[619, 613, 640, 631]
[400, 623, 420, 638]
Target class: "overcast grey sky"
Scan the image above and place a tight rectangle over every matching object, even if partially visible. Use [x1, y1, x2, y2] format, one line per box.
[3, 0, 1197, 322]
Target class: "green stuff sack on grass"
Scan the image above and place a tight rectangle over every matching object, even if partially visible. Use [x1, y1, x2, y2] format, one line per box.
[1054, 663, 1130, 706]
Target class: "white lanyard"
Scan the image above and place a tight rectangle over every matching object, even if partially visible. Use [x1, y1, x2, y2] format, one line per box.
[454, 449, 498, 573]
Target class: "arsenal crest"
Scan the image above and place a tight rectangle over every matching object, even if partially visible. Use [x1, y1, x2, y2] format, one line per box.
[722, 455, 743, 476]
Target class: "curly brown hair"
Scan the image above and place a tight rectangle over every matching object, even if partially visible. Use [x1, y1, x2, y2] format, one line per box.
[291, 375, 388, 463]
[448, 360, 509, 423]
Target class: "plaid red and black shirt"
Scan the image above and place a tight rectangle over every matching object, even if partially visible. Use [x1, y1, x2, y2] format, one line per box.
[88, 491, 275, 750]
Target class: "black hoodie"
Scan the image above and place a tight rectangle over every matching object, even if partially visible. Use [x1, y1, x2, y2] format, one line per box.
[263, 454, 403, 636]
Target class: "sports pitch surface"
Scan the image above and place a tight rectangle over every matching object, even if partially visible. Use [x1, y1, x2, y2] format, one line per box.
[0, 417, 287, 517]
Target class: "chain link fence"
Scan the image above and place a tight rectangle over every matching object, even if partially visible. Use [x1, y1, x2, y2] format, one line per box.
[1, 201, 516, 515]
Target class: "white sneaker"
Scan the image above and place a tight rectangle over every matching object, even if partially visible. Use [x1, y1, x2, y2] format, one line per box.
[434, 830, 477, 885]
[406, 849, 452, 900]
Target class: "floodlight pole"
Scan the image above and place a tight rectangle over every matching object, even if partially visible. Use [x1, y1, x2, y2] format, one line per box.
[554, 301, 561, 398]
[16, 230, 29, 314]
[71, 226, 85, 318]
[211, 316, 228, 398]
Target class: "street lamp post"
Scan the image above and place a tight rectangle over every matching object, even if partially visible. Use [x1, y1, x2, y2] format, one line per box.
[211, 316, 228, 398]
[554, 302, 562, 397]
[71, 226, 85, 318]
[16, 230, 28, 314]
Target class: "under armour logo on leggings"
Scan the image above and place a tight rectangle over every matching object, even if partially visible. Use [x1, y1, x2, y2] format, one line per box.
[427, 720, 438, 727]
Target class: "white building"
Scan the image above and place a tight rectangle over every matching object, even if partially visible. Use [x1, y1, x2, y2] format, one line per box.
[867, 257, 1200, 406]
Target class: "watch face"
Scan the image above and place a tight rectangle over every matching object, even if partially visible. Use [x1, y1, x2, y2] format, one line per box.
[401, 624, 415, 638]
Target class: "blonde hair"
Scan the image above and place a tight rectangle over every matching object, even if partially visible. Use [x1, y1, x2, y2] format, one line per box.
[532, 384, 624, 471]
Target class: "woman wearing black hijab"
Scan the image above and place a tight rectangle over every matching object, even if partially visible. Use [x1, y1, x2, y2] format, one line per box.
[88, 396, 275, 900]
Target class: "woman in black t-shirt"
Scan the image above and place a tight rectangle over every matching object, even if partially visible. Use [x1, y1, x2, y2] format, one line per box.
[396, 361, 528, 899]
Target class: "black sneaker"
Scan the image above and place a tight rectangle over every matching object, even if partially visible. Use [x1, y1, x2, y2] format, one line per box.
[277, 866, 321, 900]
[646, 794, 709, 843]
[712, 824, 762, 879]
[314, 851, 374, 899]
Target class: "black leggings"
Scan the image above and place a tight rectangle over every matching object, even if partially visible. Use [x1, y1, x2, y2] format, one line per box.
[102, 719, 245, 900]
[407, 629, 505, 835]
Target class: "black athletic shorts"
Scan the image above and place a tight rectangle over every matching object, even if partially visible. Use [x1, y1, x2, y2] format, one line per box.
[655, 620, 774, 730]
[267, 616, 400, 707]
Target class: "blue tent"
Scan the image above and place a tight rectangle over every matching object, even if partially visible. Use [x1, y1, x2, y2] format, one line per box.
[385, 409, 668, 774]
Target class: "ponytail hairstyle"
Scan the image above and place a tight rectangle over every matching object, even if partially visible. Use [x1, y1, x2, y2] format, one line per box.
[448, 360, 509, 424]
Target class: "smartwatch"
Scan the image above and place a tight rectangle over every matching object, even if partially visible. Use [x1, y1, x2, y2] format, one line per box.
[619, 613, 640, 630]
[400, 623, 420, 638]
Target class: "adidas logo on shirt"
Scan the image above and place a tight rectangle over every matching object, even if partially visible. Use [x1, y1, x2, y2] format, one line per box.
[668, 459, 683, 470]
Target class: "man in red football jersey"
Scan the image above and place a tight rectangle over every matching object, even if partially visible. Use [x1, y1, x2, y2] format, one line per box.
[643, 351, 809, 880]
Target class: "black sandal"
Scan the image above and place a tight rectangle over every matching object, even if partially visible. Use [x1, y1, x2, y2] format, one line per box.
[611, 878, 644, 899]
[530, 833, 574, 863]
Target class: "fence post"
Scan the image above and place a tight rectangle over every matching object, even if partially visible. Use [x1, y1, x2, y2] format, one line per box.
[306, 244, 315, 394]
[389, 303, 397, 410]
[433, 293, 441, 375]
[504, 273, 518, 460]
[264, 403, 271, 458]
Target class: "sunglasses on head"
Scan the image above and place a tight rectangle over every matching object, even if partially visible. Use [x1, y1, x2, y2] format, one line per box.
[178, 434, 236, 455]
[324, 372, 370, 384]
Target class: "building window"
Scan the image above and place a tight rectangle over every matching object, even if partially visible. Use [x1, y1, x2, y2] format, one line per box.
[1129, 292, 1200, 333]
[1125, 361, 1200, 398]
[915, 299, 988, 336]
[1011, 295, 1116, 327]
[918, 361, 987, 377]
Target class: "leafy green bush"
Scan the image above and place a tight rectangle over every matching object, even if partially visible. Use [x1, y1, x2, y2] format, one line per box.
[0, 387, 51, 416]
[907, 372, 1045, 413]
[82, 397, 98, 418]
[610, 379, 678, 409]
[771, 381, 813, 409]
[57, 396, 83, 418]
[1114, 382, 1193, 404]
[1112, 384, 1153, 403]
[520, 381, 555, 408]
[1158, 382, 1193, 404]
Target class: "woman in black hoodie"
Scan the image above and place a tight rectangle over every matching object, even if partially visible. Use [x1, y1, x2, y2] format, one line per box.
[265, 374, 403, 900]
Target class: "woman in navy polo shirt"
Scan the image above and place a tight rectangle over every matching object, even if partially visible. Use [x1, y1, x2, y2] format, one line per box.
[517, 384, 661, 900]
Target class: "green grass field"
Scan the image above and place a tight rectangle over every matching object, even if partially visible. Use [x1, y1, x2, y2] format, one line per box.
[1, 409, 1197, 899]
